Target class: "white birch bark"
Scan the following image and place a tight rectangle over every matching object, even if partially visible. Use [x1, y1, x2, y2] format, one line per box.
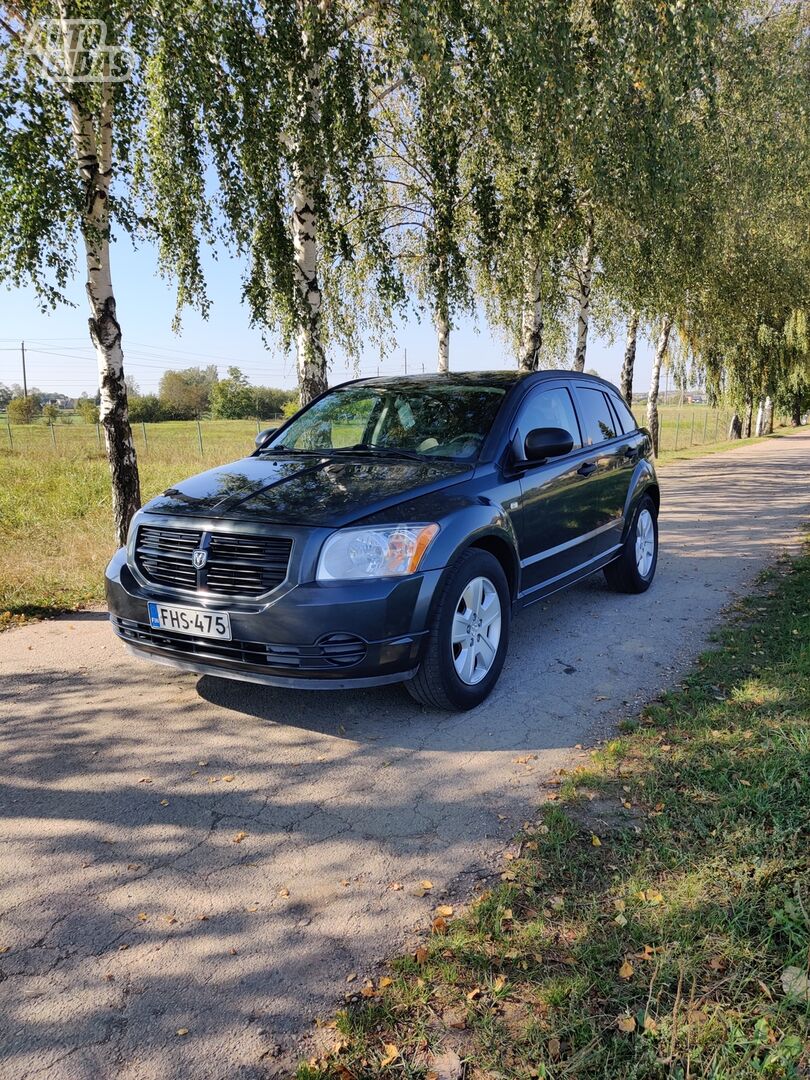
[646, 316, 672, 457]
[436, 304, 450, 372]
[754, 396, 766, 437]
[292, 6, 328, 405]
[61, 12, 140, 544]
[619, 311, 639, 405]
[572, 217, 594, 372]
[518, 261, 544, 372]
[763, 395, 774, 434]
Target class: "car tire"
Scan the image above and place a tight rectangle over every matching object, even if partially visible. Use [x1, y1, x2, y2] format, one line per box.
[406, 549, 511, 711]
[604, 494, 658, 594]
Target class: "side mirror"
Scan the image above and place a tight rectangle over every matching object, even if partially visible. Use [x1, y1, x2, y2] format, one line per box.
[523, 427, 574, 462]
[255, 428, 275, 448]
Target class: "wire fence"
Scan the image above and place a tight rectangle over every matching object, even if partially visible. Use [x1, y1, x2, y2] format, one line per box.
[0, 416, 283, 463]
[0, 405, 791, 462]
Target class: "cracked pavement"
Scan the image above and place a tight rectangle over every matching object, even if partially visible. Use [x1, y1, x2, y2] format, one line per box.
[1, 429, 809, 1078]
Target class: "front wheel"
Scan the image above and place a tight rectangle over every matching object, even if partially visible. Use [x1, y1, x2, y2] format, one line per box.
[604, 495, 659, 593]
[406, 549, 511, 711]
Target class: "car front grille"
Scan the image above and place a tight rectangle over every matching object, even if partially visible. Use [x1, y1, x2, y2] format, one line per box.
[134, 524, 292, 598]
[113, 618, 367, 671]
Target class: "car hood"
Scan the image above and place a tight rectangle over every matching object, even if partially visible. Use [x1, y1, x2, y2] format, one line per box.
[143, 454, 472, 527]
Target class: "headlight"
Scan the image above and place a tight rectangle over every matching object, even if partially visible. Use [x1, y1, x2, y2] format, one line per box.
[316, 524, 439, 581]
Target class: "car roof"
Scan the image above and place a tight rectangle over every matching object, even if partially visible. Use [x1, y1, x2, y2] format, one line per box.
[336, 370, 621, 392]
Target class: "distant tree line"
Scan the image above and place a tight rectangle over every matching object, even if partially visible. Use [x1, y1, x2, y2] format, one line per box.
[130, 366, 296, 422]
[2, 368, 295, 424]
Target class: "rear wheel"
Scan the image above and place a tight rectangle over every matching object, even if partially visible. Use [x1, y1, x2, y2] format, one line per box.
[604, 495, 658, 593]
[406, 549, 510, 711]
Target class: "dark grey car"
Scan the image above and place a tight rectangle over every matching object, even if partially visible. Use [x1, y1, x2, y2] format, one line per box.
[106, 370, 659, 710]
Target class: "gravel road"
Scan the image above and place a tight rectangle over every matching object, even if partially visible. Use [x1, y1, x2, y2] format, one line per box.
[1, 429, 808, 1079]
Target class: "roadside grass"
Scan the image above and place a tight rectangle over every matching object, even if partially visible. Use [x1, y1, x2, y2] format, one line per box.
[298, 547, 810, 1079]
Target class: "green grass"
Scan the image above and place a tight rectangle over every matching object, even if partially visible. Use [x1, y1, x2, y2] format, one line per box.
[298, 549, 810, 1079]
[0, 408, 794, 623]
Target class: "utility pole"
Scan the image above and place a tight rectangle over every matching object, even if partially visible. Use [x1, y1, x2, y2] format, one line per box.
[404, 348, 408, 375]
[21, 341, 27, 397]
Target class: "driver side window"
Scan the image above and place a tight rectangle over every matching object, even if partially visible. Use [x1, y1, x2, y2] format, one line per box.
[517, 388, 582, 451]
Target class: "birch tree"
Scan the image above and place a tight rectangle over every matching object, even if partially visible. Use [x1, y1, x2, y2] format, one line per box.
[0, 5, 146, 541]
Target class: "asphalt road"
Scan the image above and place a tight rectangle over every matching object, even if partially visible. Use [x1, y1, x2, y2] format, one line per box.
[1, 429, 809, 1079]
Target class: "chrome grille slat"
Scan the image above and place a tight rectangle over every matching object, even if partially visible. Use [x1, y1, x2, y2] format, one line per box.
[134, 524, 292, 598]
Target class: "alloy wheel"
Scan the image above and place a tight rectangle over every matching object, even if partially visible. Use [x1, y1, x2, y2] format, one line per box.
[451, 575, 502, 685]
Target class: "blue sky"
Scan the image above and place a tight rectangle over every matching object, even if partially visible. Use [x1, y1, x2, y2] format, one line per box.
[0, 234, 656, 398]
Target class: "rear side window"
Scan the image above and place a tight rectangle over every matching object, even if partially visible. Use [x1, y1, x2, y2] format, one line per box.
[517, 387, 581, 450]
[577, 388, 619, 445]
[610, 393, 638, 433]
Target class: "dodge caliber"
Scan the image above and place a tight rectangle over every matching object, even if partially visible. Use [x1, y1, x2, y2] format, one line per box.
[106, 371, 659, 710]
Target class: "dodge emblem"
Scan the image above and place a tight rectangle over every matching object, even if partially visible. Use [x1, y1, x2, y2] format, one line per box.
[192, 548, 208, 570]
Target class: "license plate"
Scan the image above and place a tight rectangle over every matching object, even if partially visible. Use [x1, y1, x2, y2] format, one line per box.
[147, 602, 232, 641]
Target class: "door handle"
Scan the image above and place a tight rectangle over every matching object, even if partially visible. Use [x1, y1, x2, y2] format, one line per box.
[577, 461, 597, 477]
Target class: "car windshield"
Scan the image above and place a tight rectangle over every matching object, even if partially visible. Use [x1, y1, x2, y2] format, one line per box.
[263, 382, 507, 462]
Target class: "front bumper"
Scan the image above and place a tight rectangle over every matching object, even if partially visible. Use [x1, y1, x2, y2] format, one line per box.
[105, 548, 440, 689]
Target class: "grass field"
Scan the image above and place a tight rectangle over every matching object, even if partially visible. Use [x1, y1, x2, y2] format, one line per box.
[0, 407, 790, 623]
[297, 545, 810, 1079]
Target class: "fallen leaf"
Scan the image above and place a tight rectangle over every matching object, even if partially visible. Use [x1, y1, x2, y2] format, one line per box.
[245, 904, 258, 912]
[432, 916, 448, 933]
[345, 972, 357, 983]
[164, 915, 176, 924]
[549, 895, 565, 911]
[388, 882, 403, 891]
[493, 974, 507, 991]
[616, 1015, 636, 1032]
[709, 955, 728, 972]
[222, 775, 235, 782]
[466, 987, 482, 1002]
[0, 946, 10, 954]
[360, 985, 376, 998]
[614, 913, 628, 927]
[380, 1043, 399, 1067]
[278, 887, 290, 898]
[137, 912, 149, 922]
[619, 960, 634, 979]
[591, 834, 602, 847]
[176, 1028, 189, 1037]
[232, 831, 248, 844]
[643, 1014, 658, 1032]
[436, 904, 454, 917]
[138, 777, 152, 783]
[548, 1036, 561, 1058]
[378, 976, 393, 989]
[781, 966, 810, 1001]
[420, 880, 434, 890]
[415, 946, 428, 965]
[160, 800, 169, 807]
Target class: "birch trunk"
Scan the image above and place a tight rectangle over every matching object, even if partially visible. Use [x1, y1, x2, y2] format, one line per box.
[744, 399, 753, 438]
[646, 316, 672, 457]
[572, 217, 594, 372]
[292, 7, 328, 405]
[763, 395, 774, 434]
[619, 311, 639, 405]
[292, 175, 328, 403]
[754, 396, 766, 437]
[436, 302, 450, 372]
[728, 413, 742, 439]
[518, 261, 543, 372]
[62, 17, 140, 545]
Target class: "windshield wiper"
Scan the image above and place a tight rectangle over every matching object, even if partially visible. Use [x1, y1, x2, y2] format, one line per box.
[324, 443, 436, 462]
